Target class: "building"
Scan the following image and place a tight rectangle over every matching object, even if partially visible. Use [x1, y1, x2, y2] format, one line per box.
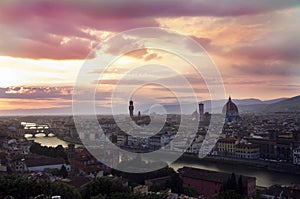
[235, 143, 260, 159]
[73, 148, 104, 176]
[293, 147, 300, 165]
[8, 154, 67, 172]
[179, 167, 256, 199]
[149, 134, 162, 150]
[26, 156, 68, 172]
[260, 185, 300, 199]
[216, 138, 260, 159]
[222, 97, 240, 123]
[216, 138, 237, 157]
[246, 130, 300, 162]
[116, 134, 127, 146]
[128, 100, 151, 125]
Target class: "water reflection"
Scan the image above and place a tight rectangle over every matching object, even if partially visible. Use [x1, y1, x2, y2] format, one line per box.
[25, 134, 81, 148]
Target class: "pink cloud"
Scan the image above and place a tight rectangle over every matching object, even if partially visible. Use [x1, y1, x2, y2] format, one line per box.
[0, 0, 299, 60]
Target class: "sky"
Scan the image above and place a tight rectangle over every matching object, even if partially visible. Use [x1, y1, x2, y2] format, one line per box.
[0, 0, 300, 115]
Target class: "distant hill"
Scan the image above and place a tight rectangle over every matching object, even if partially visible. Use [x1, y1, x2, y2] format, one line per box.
[263, 98, 288, 104]
[142, 97, 289, 114]
[1, 96, 296, 116]
[263, 95, 300, 113]
[199, 97, 287, 113]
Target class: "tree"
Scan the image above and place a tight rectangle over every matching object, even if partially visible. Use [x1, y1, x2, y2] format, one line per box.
[59, 165, 68, 178]
[112, 166, 175, 185]
[166, 173, 182, 194]
[0, 175, 81, 199]
[80, 177, 129, 199]
[30, 143, 68, 163]
[217, 190, 243, 199]
[226, 173, 237, 190]
[91, 194, 106, 199]
[149, 182, 166, 192]
[237, 175, 244, 195]
[182, 185, 198, 198]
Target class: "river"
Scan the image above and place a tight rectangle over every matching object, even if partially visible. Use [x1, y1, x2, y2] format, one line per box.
[25, 134, 81, 148]
[27, 135, 300, 187]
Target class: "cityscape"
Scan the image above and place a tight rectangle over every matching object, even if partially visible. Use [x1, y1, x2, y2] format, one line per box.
[1, 96, 300, 198]
[1, 0, 300, 199]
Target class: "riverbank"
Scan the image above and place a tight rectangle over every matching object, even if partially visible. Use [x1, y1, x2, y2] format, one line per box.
[176, 153, 300, 175]
[55, 134, 82, 146]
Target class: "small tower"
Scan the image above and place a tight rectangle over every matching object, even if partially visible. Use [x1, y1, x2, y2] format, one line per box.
[68, 144, 75, 176]
[199, 103, 204, 121]
[129, 100, 134, 118]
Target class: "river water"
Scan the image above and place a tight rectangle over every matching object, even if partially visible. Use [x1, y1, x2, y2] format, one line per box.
[27, 135, 300, 187]
[25, 134, 81, 148]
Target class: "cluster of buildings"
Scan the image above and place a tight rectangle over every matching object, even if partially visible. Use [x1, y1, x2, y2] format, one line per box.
[193, 97, 300, 167]
[0, 96, 300, 198]
[260, 184, 300, 199]
[215, 138, 260, 159]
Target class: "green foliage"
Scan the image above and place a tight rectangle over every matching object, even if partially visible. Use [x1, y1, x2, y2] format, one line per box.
[80, 176, 130, 199]
[237, 175, 244, 195]
[91, 194, 106, 199]
[0, 174, 168, 199]
[165, 173, 182, 194]
[149, 182, 166, 192]
[217, 190, 243, 199]
[226, 173, 237, 190]
[112, 166, 175, 185]
[30, 143, 68, 163]
[108, 192, 166, 199]
[0, 175, 81, 199]
[46, 165, 68, 178]
[182, 185, 198, 198]
[59, 165, 68, 178]
[46, 168, 60, 176]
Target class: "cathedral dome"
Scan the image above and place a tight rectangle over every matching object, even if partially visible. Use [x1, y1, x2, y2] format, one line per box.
[222, 97, 239, 115]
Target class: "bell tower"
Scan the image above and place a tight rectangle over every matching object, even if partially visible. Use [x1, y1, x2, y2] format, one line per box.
[129, 100, 134, 118]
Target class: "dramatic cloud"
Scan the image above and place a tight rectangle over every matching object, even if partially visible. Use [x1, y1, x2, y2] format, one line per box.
[0, 0, 300, 114]
[0, 86, 73, 99]
[0, 0, 299, 59]
[228, 35, 300, 62]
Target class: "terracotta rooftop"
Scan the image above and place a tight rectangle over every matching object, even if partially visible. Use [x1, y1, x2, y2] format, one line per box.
[178, 166, 255, 184]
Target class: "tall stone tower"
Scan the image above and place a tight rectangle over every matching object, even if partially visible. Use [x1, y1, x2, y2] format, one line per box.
[129, 100, 134, 118]
[199, 103, 204, 121]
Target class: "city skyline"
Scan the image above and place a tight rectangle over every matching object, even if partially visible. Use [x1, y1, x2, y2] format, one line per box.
[0, 0, 300, 115]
